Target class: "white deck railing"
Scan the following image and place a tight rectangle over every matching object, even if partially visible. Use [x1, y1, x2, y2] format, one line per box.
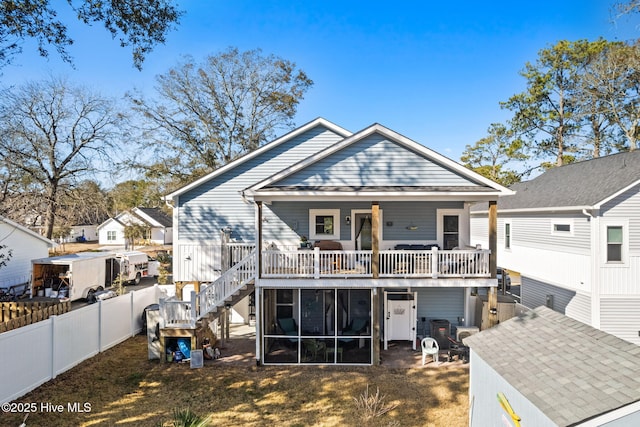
[160, 248, 257, 329]
[198, 248, 256, 317]
[262, 247, 491, 279]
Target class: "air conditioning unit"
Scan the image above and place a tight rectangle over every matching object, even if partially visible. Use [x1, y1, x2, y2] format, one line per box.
[456, 326, 479, 341]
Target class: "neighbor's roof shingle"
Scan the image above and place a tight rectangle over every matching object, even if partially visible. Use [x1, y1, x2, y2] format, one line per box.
[478, 150, 640, 211]
[135, 207, 172, 227]
[464, 306, 640, 426]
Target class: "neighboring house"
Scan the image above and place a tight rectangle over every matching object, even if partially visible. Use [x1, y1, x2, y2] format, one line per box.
[162, 117, 513, 365]
[465, 306, 640, 427]
[0, 215, 56, 290]
[97, 207, 173, 246]
[470, 151, 640, 345]
[60, 224, 99, 243]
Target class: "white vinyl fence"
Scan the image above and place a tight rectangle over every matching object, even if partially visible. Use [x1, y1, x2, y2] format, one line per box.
[0, 285, 165, 405]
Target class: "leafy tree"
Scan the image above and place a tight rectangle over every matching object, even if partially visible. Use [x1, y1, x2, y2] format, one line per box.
[0, 0, 182, 71]
[501, 39, 609, 167]
[128, 47, 314, 183]
[461, 123, 528, 186]
[0, 77, 125, 239]
[108, 179, 162, 214]
[124, 223, 149, 250]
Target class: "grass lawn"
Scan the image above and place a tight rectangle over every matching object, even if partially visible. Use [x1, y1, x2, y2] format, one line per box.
[4, 335, 469, 426]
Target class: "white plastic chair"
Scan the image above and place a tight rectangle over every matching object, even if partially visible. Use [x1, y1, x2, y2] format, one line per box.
[421, 337, 439, 365]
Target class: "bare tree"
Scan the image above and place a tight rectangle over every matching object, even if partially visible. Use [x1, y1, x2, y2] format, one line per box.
[0, 77, 125, 238]
[128, 47, 313, 182]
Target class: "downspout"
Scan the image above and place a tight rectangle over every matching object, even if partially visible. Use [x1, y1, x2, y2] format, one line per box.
[582, 208, 600, 328]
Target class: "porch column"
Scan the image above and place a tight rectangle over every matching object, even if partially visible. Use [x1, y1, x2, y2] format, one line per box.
[255, 201, 263, 278]
[372, 202, 380, 279]
[488, 200, 498, 328]
[372, 288, 380, 365]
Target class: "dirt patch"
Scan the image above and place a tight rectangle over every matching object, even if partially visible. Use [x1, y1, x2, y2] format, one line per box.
[4, 333, 469, 426]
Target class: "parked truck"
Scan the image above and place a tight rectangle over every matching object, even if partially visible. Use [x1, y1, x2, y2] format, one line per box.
[31, 252, 118, 302]
[113, 251, 159, 285]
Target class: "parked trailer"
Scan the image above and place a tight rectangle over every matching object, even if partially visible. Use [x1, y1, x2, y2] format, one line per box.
[31, 252, 118, 302]
[114, 251, 159, 285]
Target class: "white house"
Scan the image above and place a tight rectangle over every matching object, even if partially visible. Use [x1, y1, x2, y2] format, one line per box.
[0, 215, 56, 290]
[97, 207, 173, 246]
[465, 306, 640, 427]
[162, 118, 513, 365]
[470, 150, 640, 345]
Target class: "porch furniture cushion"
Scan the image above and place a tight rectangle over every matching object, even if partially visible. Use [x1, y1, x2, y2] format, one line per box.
[343, 317, 368, 335]
[394, 244, 411, 250]
[421, 337, 439, 365]
[277, 318, 298, 342]
[314, 240, 343, 250]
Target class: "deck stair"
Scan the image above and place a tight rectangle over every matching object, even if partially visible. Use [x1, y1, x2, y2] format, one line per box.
[159, 248, 257, 329]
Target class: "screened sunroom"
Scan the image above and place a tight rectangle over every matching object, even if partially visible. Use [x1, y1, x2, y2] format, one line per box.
[261, 288, 373, 364]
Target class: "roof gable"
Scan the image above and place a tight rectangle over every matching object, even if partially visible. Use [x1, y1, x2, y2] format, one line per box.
[0, 216, 56, 247]
[248, 123, 513, 196]
[165, 118, 352, 199]
[133, 207, 172, 227]
[464, 306, 640, 425]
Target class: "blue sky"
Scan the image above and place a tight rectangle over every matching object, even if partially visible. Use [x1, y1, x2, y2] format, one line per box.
[1, 0, 638, 165]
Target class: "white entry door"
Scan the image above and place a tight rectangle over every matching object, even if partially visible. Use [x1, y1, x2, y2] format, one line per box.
[384, 292, 417, 350]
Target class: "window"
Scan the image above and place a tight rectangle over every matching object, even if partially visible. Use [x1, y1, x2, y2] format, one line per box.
[315, 215, 334, 236]
[443, 215, 459, 250]
[505, 222, 511, 250]
[601, 220, 628, 266]
[551, 219, 573, 235]
[309, 209, 340, 240]
[607, 226, 623, 262]
[107, 230, 116, 241]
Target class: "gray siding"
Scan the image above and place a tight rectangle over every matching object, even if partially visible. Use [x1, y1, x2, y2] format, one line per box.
[416, 287, 465, 336]
[177, 126, 346, 241]
[522, 276, 576, 313]
[601, 298, 640, 346]
[501, 213, 591, 254]
[266, 201, 463, 242]
[275, 134, 483, 187]
[601, 184, 640, 254]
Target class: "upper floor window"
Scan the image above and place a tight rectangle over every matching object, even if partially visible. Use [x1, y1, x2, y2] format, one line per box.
[601, 220, 628, 266]
[607, 226, 623, 262]
[505, 222, 511, 250]
[309, 209, 340, 240]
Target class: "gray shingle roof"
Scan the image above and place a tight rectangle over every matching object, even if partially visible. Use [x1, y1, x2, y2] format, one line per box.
[474, 150, 640, 211]
[463, 306, 640, 426]
[135, 207, 172, 227]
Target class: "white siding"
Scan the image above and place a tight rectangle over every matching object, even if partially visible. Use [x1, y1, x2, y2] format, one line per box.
[501, 244, 592, 294]
[469, 215, 489, 249]
[0, 222, 52, 288]
[498, 213, 591, 254]
[468, 351, 556, 427]
[600, 297, 640, 346]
